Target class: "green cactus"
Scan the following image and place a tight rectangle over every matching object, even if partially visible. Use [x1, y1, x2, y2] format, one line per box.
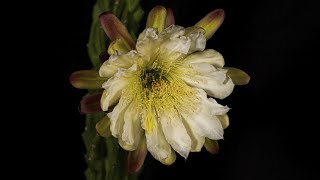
[83, 0, 143, 179]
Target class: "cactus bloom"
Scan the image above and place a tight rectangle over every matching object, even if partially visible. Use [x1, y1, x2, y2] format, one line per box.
[70, 5, 250, 172]
[98, 6, 249, 166]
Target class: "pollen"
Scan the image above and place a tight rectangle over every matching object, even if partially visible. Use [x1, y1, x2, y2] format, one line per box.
[120, 61, 196, 134]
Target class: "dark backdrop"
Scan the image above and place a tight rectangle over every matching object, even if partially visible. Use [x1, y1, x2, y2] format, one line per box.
[48, 0, 319, 179]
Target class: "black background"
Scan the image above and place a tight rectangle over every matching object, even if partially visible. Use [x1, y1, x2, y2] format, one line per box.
[33, 0, 319, 179]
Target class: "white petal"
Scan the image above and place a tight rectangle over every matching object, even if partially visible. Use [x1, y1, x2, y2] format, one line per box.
[183, 49, 225, 68]
[144, 108, 176, 165]
[160, 110, 191, 158]
[146, 128, 176, 164]
[180, 117, 205, 152]
[145, 127, 172, 161]
[119, 133, 143, 151]
[120, 102, 143, 151]
[194, 88, 229, 116]
[159, 25, 185, 39]
[158, 25, 191, 61]
[188, 31, 206, 53]
[136, 28, 160, 62]
[100, 80, 126, 112]
[99, 50, 139, 78]
[179, 88, 225, 140]
[207, 98, 230, 115]
[100, 65, 137, 111]
[107, 95, 132, 138]
[179, 63, 234, 99]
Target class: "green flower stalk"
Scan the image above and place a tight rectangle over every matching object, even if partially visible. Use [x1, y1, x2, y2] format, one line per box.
[70, 1, 250, 179]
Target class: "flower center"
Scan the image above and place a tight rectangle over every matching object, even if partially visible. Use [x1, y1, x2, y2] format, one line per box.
[140, 67, 165, 90]
[123, 63, 197, 133]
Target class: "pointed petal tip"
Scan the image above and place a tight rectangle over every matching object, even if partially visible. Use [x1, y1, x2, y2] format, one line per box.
[244, 75, 251, 85]
[99, 11, 135, 49]
[225, 67, 250, 85]
[161, 152, 176, 165]
[98, 11, 112, 19]
[69, 71, 80, 87]
[195, 9, 225, 39]
[214, 9, 225, 17]
[207, 9, 225, 22]
[165, 7, 175, 27]
[80, 93, 103, 114]
[69, 70, 107, 89]
[98, 11, 119, 40]
[95, 116, 111, 137]
[146, 5, 167, 32]
[204, 138, 219, 154]
[128, 139, 148, 174]
[152, 5, 167, 12]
